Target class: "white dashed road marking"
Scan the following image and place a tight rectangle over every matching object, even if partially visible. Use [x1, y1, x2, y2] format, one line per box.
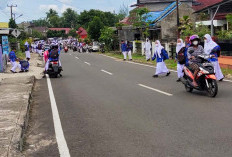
[101, 69, 113, 75]
[84, 62, 91, 66]
[138, 84, 173, 96]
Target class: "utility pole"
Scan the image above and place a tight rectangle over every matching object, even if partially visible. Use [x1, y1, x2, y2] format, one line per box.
[176, 0, 180, 38]
[7, 4, 17, 19]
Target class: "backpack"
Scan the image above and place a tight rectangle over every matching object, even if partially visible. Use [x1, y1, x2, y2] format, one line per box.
[50, 49, 59, 60]
[20, 60, 29, 69]
[38, 44, 42, 50]
[162, 49, 169, 61]
[177, 47, 186, 64]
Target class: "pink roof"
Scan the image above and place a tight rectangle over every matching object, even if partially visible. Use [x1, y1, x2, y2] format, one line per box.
[77, 27, 87, 36]
[193, 0, 223, 12]
[49, 28, 71, 34]
[120, 17, 131, 25]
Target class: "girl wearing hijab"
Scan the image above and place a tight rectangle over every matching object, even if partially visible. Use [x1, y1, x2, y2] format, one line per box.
[144, 38, 152, 61]
[204, 34, 224, 81]
[176, 39, 185, 82]
[24, 41, 30, 61]
[152, 40, 170, 77]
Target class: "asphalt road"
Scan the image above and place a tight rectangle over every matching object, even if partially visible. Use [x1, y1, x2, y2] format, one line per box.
[26, 51, 232, 157]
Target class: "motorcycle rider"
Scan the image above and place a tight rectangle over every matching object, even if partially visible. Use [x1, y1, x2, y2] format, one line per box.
[187, 35, 204, 87]
[44, 43, 62, 77]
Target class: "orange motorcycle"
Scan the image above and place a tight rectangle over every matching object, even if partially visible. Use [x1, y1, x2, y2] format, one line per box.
[180, 54, 218, 97]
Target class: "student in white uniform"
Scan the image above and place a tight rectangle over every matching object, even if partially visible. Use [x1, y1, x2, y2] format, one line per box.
[144, 38, 152, 61]
[152, 40, 170, 77]
[204, 34, 224, 81]
[176, 39, 185, 82]
[24, 41, 30, 61]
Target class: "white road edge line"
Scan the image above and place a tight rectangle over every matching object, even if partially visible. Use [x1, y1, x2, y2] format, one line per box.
[46, 75, 70, 157]
[84, 62, 91, 66]
[101, 69, 113, 75]
[138, 84, 173, 96]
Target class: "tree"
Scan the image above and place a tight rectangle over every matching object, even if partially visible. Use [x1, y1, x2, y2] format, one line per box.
[88, 16, 104, 41]
[99, 27, 114, 51]
[9, 18, 17, 28]
[62, 8, 78, 28]
[46, 9, 58, 19]
[31, 30, 44, 39]
[129, 8, 150, 39]
[32, 18, 49, 27]
[69, 29, 77, 37]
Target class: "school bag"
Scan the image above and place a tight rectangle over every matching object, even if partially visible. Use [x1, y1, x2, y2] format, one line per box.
[20, 60, 29, 70]
[38, 44, 42, 50]
[162, 49, 169, 61]
[177, 47, 186, 64]
[49, 49, 59, 60]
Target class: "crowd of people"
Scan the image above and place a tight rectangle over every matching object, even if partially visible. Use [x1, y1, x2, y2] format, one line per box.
[121, 34, 224, 87]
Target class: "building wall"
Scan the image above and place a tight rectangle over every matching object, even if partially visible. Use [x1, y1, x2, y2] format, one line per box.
[160, 3, 196, 42]
[118, 27, 140, 41]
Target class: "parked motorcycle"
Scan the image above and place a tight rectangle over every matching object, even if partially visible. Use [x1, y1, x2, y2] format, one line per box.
[47, 61, 62, 78]
[180, 54, 218, 97]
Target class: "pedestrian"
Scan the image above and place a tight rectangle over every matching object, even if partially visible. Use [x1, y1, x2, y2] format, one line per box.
[144, 38, 152, 61]
[37, 41, 43, 56]
[24, 41, 30, 61]
[204, 34, 224, 81]
[127, 41, 133, 61]
[176, 39, 185, 82]
[152, 40, 170, 77]
[121, 40, 127, 61]
[8, 48, 21, 73]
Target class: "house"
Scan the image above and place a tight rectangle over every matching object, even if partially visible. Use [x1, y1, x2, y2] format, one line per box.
[119, 0, 195, 42]
[31, 26, 48, 36]
[77, 27, 88, 39]
[49, 28, 71, 34]
[193, 0, 232, 68]
[193, 0, 232, 35]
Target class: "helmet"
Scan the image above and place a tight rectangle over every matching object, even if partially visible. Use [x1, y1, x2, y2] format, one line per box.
[189, 35, 200, 42]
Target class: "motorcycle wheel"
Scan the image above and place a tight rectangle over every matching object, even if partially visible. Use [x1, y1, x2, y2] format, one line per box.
[207, 79, 218, 97]
[185, 85, 193, 93]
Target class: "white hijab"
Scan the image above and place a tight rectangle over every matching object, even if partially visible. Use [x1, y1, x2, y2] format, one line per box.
[154, 40, 164, 58]
[25, 41, 29, 46]
[145, 38, 151, 50]
[204, 34, 218, 55]
[176, 39, 185, 54]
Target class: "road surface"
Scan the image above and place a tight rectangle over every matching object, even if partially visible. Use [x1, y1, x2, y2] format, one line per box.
[25, 51, 232, 157]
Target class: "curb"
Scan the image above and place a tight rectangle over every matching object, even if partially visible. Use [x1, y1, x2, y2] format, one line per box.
[18, 76, 36, 152]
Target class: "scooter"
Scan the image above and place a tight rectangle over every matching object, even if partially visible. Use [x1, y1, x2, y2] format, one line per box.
[180, 54, 218, 97]
[47, 61, 62, 78]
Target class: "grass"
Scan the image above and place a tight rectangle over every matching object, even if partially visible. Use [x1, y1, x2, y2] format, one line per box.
[101, 51, 232, 77]
[103, 51, 178, 70]
[16, 50, 26, 60]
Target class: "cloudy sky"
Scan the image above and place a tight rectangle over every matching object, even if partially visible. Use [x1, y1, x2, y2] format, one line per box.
[0, 0, 136, 23]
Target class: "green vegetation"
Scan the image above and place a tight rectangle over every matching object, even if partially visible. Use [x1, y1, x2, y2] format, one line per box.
[88, 16, 104, 41]
[15, 50, 25, 60]
[99, 27, 115, 52]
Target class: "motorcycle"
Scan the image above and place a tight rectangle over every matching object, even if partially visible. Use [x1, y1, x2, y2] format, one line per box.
[64, 46, 68, 53]
[47, 61, 62, 78]
[180, 54, 218, 97]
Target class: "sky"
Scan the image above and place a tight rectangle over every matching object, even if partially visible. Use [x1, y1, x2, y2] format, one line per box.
[0, 0, 136, 23]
